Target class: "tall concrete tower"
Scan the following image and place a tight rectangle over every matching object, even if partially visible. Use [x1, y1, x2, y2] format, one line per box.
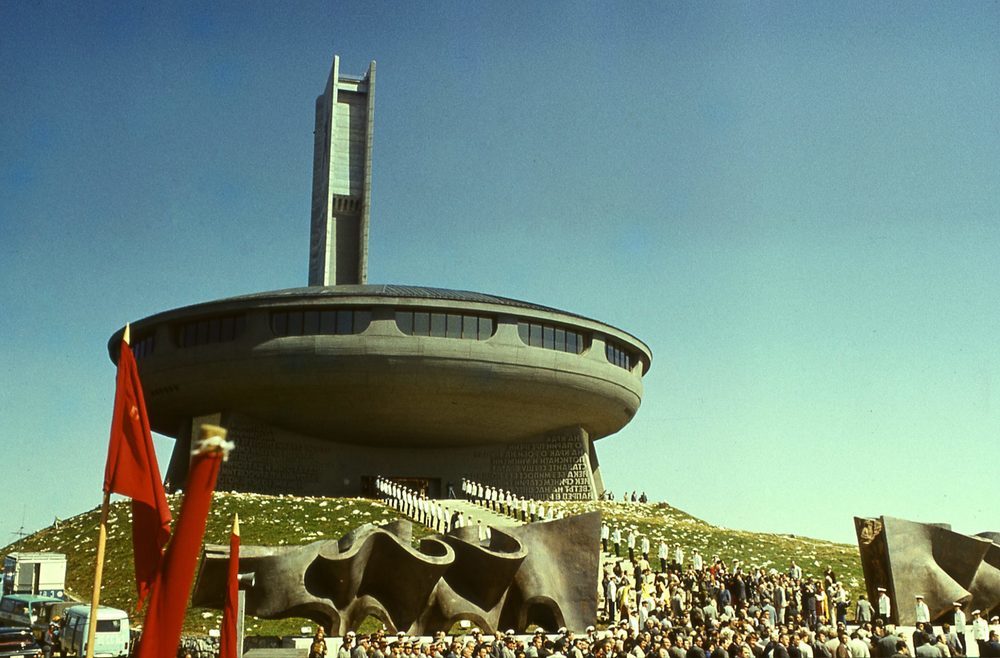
[308, 56, 376, 286]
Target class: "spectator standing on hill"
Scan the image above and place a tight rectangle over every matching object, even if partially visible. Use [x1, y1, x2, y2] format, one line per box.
[659, 541, 669, 573]
[613, 527, 622, 558]
[774, 582, 787, 626]
[628, 530, 637, 562]
[802, 586, 817, 629]
[605, 574, 618, 623]
[856, 596, 874, 625]
[832, 583, 849, 626]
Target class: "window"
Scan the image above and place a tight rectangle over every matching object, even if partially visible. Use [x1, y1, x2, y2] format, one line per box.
[131, 333, 156, 360]
[395, 310, 495, 340]
[96, 619, 121, 632]
[517, 321, 586, 354]
[271, 309, 371, 336]
[605, 340, 634, 371]
[177, 315, 246, 348]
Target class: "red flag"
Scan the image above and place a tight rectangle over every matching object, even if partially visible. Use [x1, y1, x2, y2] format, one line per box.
[219, 514, 240, 658]
[104, 337, 171, 609]
[134, 428, 229, 658]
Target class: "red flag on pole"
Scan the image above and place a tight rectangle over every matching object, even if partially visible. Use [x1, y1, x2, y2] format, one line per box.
[104, 334, 172, 609]
[219, 514, 240, 658]
[134, 425, 230, 658]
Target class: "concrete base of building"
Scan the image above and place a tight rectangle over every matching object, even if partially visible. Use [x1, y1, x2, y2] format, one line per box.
[166, 412, 604, 501]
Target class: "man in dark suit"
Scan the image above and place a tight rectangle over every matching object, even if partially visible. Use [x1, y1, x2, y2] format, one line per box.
[772, 635, 790, 658]
[981, 631, 1000, 658]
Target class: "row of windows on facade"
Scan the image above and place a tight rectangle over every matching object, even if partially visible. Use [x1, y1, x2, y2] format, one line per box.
[395, 310, 494, 340]
[272, 309, 372, 336]
[516, 321, 585, 355]
[177, 315, 247, 348]
[142, 309, 638, 371]
[606, 341, 633, 371]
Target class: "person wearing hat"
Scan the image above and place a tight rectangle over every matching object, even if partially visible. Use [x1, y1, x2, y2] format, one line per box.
[951, 603, 967, 655]
[354, 634, 372, 658]
[500, 633, 517, 658]
[877, 588, 892, 624]
[915, 596, 931, 630]
[340, 634, 355, 658]
[971, 611, 989, 655]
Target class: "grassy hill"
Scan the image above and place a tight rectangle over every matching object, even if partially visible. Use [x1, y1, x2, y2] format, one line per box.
[1, 493, 861, 637]
[547, 499, 863, 589]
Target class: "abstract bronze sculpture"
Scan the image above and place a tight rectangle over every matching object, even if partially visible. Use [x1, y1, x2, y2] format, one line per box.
[855, 516, 1000, 624]
[193, 512, 600, 634]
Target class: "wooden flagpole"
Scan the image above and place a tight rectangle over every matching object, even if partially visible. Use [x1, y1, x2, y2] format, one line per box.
[86, 324, 129, 658]
[85, 491, 111, 658]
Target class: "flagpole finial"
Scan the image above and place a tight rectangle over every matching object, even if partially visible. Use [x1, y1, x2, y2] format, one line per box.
[192, 424, 235, 461]
[123, 323, 131, 346]
[233, 513, 240, 536]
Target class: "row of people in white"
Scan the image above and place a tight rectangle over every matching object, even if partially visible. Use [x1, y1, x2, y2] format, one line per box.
[460, 478, 567, 523]
[375, 477, 492, 540]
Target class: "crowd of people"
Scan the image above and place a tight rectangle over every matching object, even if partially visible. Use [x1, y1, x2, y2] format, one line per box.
[304, 612, 1000, 658]
[372, 478, 1000, 658]
[593, 523, 1000, 658]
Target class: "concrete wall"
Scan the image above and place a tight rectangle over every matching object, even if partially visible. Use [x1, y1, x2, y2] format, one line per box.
[172, 412, 601, 501]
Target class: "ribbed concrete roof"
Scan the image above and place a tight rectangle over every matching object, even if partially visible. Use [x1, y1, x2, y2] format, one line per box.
[226, 284, 570, 315]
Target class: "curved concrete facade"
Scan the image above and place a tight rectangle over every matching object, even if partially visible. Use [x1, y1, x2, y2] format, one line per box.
[109, 285, 650, 501]
[110, 285, 649, 449]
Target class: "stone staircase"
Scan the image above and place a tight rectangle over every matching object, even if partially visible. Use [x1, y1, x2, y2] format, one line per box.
[445, 498, 524, 529]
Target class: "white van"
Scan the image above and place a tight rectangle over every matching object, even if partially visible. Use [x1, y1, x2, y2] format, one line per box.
[60, 605, 130, 658]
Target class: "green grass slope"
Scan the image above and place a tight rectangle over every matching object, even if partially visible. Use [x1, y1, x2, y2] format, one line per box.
[2, 494, 861, 636]
[547, 500, 863, 588]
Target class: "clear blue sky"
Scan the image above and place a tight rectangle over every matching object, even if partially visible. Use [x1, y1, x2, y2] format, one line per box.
[2, 1, 998, 545]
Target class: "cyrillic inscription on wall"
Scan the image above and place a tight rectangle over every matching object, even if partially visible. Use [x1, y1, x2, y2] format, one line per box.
[479, 430, 594, 501]
[215, 415, 324, 496]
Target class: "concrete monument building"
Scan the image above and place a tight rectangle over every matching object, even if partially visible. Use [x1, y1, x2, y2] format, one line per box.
[108, 56, 651, 501]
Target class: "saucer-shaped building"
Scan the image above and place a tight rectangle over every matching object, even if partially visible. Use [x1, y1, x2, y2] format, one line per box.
[109, 57, 651, 500]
